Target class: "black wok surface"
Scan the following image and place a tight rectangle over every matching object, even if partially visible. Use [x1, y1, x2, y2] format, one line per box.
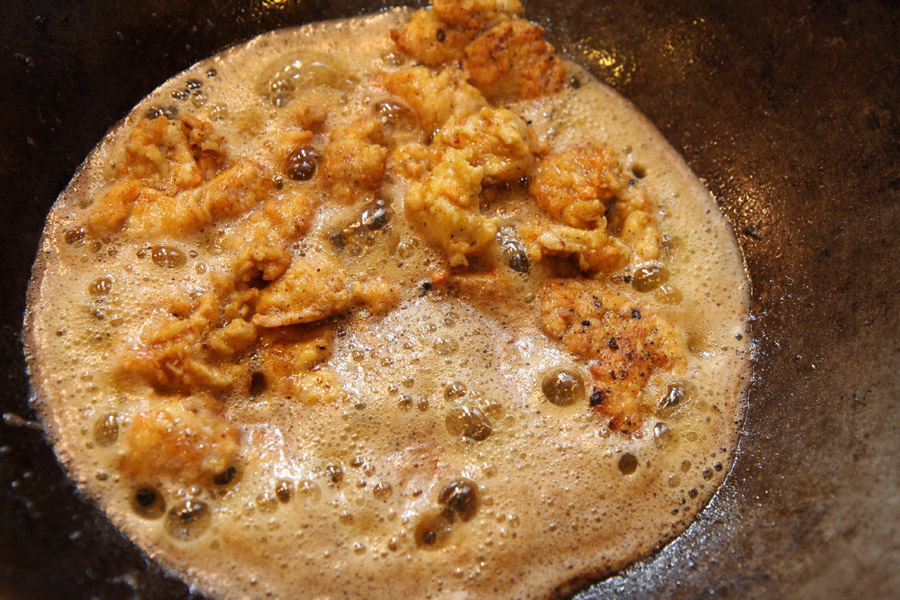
[1, 1, 898, 598]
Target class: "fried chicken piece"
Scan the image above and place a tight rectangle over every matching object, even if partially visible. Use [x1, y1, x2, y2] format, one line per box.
[132, 161, 274, 236]
[540, 279, 687, 435]
[391, 0, 523, 67]
[391, 8, 478, 67]
[433, 0, 523, 28]
[530, 143, 624, 229]
[252, 253, 352, 328]
[85, 115, 282, 238]
[350, 277, 401, 314]
[375, 66, 487, 132]
[433, 107, 533, 184]
[465, 18, 566, 100]
[121, 294, 252, 392]
[119, 393, 240, 486]
[320, 131, 388, 205]
[116, 115, 225, 190]
[519, 220, 631, 273]
[619, 209, 661, 261]
[89, 160, 274, 237]
[404, 148, 497, 267]
[253, 325, 343, 403]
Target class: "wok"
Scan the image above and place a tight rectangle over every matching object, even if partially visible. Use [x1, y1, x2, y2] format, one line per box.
[1, 0, 898, 598]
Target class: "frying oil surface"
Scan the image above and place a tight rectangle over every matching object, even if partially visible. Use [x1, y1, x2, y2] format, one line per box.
[25, 6, 750, 600]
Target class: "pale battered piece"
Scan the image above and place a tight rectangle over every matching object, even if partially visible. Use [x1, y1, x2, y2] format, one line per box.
[24, 3, 751, 600]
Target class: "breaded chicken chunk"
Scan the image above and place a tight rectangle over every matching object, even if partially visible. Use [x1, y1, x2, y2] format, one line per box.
[519, 220, 631, 273]
[119, 393, 240, 486]
[253, 253, 352, 328]
[465, 18, 567, 100]
[433, 0, 523, 28]
[540, 279, 687, 435]
[116, 115, 225, 190]
[391, 0, 523, 67]
[433, 107, 533, 184]
[391, 8, 478, 67]
[530, 143, 624, 229]
[405, 148, 497, 267]
[320, 133, 388, 205]
[375, 66, 487, 133]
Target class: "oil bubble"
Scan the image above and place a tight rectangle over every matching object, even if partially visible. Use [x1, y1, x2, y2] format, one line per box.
[618, 453, 638, 475]
[131, 487, 166, 519]
[92, 413, 118, 446]
[89, 276, 113, 296]
[165, 500, 210, 540]
[415, 510, 454, 550]
[438, 479, 479, 521]
[151, 245, 187, 268]
[541, 367, 585, 406]
[275, 479, 294, 503]
[445, 406, 492, 441]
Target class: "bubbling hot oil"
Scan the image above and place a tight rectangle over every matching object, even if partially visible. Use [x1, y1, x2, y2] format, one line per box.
[24, 7, 750, 600]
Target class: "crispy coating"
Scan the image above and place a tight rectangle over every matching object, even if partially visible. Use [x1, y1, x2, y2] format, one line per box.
[540, 279, 687, 435]
[522, 143, 663, 271]
[89, 159, 274, 238]
[390, 8, 477, 67]
[530, 143, 624, 229]
[256, 325, 341, 402]
[255, 326, 344, 404]
[375, 66, 487, 133]
[320, 133, 388, 205]
[389, 142, 431, 180]
[405, 148, 497, 267]
[433, 0, 523, 28]
[253, 253, 352, 328]
[391, 1, 524, 68]
[122, 294, 253, 392]
[619, 210, 661, 261]
[261, 188, 318, 240]
[116, 115, 225, 190]
[433, 107, 533, 184]
[86, 115, 245, 236]
[133, 161, 274, 236]
[519, 220, 631, 273]
[217, 214, 293, 285]
[465, 18, 566, 100]
[119, 393, 240, 486]
[350, 277, 401, 314]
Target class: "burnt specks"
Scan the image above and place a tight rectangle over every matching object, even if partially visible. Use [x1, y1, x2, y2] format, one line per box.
[630, 309, 641, 319]
[581, 319, 592, 327]
[436, 28, 446, 42]
[608, 337, 619, 350]
[589, 389, 607, 406]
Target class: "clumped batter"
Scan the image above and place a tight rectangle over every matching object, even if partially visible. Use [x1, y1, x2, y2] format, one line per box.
[25, 3, 751, 599]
